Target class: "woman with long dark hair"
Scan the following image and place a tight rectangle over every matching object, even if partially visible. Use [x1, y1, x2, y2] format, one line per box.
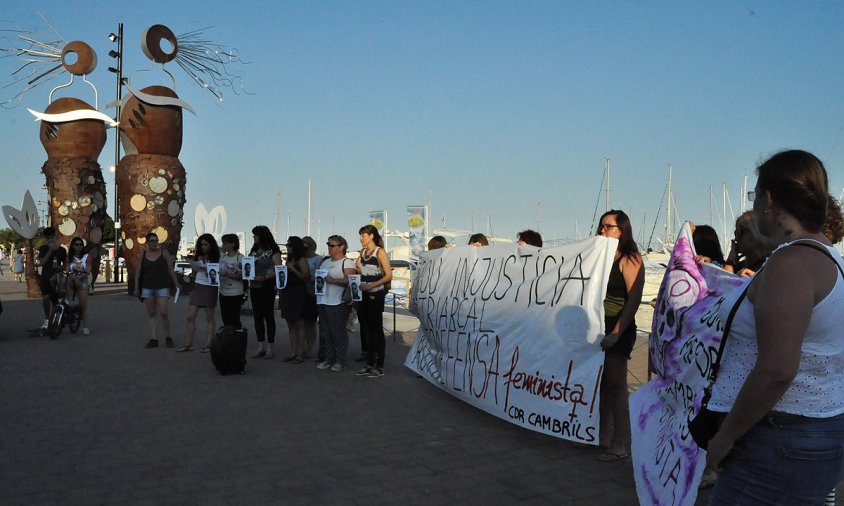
[249, 226, 282, 359]
[354, 224, 392, 378]
[596, 210, 644, 461]
[706, 150, 844, 503]
[66, 237, 93, 335]
[185, 233, 220, 352]
[279, 236, 310, 363]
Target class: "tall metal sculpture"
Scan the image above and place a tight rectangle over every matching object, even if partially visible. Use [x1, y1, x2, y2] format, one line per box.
[3, 21, 247, 293]
[1, 34, 116, 248]
[115, 24, 246, 291]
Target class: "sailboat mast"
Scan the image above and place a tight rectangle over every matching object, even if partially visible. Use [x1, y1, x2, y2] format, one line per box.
[666, 164, 673, 243]
[605, 158, 611, 212]
[306, 178, 312, 237]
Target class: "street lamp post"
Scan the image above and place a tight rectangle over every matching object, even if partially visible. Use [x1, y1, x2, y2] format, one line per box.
[108, 23, 124, 283]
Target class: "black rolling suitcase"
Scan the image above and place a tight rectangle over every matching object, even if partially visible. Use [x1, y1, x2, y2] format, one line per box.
[210, 325, 247, 375]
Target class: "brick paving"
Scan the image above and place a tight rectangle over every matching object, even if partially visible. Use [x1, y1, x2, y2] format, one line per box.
[0, 275, 724, 505]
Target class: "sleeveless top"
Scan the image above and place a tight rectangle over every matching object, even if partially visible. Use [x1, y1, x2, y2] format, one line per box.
[359, 247, 384, 292]
[141, 251, 170, 290]
[604, 256, 626, 319]
[69, 253, 89, 276]
[251, 250, 275, 289]
[710, 240, 844, 417]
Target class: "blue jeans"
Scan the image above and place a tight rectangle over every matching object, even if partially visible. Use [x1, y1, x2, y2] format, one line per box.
[710, 412, 844, 505]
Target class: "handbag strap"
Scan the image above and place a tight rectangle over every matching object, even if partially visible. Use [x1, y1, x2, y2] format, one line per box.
[707, 239, 844, 386]
[707, 278, 752, 384]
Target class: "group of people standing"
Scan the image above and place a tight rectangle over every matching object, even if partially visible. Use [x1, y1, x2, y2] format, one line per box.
[135, 224, 393, 378]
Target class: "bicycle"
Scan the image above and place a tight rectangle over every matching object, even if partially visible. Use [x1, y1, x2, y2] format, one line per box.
[47, 272, 82, 339]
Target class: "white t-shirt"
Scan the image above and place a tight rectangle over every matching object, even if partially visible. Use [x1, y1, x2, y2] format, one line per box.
[316, 257, 354, 306]
[219, 252, 244, 296]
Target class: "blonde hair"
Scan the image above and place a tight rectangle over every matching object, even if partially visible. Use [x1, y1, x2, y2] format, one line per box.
[735, 211, 777, 254]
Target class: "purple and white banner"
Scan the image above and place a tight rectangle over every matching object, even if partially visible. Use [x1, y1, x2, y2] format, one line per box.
[406, 238, 616, 442]
[630, 223, 746, 506]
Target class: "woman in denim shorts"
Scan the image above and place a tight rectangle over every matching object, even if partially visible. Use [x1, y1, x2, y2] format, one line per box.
[134, 232, 179, 349]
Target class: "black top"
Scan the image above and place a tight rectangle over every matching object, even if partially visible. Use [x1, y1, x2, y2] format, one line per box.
[38, 245, 67, 281]
[140, 251, 171, 290]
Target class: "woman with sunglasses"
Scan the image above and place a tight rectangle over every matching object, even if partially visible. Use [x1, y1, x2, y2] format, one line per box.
[596, 210, 644, 462]
[724, 211, 777, 277]
[67, 237, 93, 335]
[278, 236, 311, 363]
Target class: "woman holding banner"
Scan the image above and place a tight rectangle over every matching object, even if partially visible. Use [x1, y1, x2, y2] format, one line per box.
[597, 210, 644, 462]
[705, 150, 844, 504]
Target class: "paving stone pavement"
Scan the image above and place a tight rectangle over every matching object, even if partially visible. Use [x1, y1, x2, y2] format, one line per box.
[0, 276, 735, 506]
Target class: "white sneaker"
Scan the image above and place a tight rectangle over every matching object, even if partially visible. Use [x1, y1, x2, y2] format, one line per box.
[330, 364, 344, 372]
[82, 328, 91, 336]
[41, 319, 49, 330]
[316, 361, 331, 370]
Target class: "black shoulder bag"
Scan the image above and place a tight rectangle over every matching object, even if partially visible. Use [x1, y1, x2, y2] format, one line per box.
[689, 241, 844, 450]
[688, 279, 751, 450]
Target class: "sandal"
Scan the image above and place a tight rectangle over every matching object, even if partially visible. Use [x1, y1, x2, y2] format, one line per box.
[176, 344, 193, 352]
[292, 356, 304, 364]
[200, 346, 211, 353]
[283, 355, 296, 362]
[597, 451, 628, 462]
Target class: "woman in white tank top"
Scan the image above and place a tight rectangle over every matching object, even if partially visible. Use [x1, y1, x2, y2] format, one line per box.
[706, 150, 844, 504]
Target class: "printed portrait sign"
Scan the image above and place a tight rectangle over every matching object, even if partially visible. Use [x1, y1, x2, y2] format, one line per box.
[275, 264, 288, 290]
[405, 237, 616, 443]
[348, 274, 362, 302]
[314, 268, 328, 296]
[206, 262, 220, 287]
[241, 256, 254, 281]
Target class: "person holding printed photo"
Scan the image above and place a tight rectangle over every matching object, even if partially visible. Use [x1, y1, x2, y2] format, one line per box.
[219, 233, 245, 331]
[249, 226, 283, 359]
[279, 236, 310, 363]
[183, 234, 220, 353]
[354, 225, 392, 378]
[316, 235, 357, 371]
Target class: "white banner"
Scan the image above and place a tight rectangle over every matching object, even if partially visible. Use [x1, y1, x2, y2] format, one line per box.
[405, 238, 617, 442]
[630, 223, 746, 505]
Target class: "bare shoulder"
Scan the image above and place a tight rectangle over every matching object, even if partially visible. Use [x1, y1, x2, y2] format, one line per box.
[620, 252, 643, 270]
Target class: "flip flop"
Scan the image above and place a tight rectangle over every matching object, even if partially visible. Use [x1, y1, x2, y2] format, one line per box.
[597, 451, 628, 462]
[176, 345, 193, 352]
[200, 347, 211, 353]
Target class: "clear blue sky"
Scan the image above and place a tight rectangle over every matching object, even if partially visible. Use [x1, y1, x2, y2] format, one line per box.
[2, 1, 843, 253]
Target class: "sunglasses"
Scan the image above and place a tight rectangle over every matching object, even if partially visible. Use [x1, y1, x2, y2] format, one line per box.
[326, 243, 341, 248]
[600, 224, 619, 230]
[72, 242, 83, 246]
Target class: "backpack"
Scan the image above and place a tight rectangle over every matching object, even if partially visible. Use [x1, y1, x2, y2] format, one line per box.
[210, 325, 248, 375]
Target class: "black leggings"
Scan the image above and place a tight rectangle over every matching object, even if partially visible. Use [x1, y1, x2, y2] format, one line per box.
[250, 285, 276, 343]
[358, 290, 386, 368]
[219, 294, 243, 329]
